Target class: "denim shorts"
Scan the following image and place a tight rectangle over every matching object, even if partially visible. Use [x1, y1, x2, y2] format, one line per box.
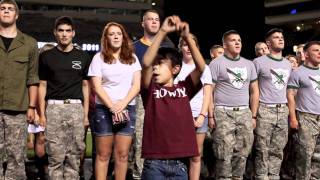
[142, 159, 188, 180]
[93, 104, 136, 136]
[196, 117, 208, 134]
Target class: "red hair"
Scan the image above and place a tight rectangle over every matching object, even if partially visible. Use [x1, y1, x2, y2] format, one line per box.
[100, 22, 135, 64]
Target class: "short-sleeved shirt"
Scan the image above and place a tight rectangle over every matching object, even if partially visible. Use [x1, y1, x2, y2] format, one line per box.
[209, 55, 257, 106]
[253, 55, 291, 104]
[287, 64, 320, 115]
[133, 37, 175, 64]
[141, 76, 201, 159]
[88, 52, 141, 105]
[39, 47, 91, 101]
[174, 62, 213, 117]
[0, 31, 39, 111]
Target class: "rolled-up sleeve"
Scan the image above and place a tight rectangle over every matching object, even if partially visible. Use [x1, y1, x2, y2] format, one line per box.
[27, 39, 39, 85]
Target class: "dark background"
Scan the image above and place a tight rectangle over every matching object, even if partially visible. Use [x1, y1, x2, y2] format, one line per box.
[163, 0, 267, 60]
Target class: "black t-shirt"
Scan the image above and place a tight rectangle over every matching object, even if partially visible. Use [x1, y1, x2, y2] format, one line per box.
[39, 47, 91, 100]
[0, 35, 13, 50]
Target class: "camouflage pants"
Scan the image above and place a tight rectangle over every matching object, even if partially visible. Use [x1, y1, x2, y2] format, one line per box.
[280, 129, 297, 179]
[254, 104, 289, 180]
[45, 103, 85, 180]
[0, 111, 27, 180]
[132, 95, 145, 179]
[295, 111, 320, 180]
[212, 107, 254, 180]
[311, 136, 320, 180]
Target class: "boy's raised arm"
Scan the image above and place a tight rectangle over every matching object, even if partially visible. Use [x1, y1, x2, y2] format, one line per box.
[142, 16, 181, 88]
[181, 23, 206, 86]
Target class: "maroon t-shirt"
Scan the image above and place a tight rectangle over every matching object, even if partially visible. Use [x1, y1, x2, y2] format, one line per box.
[141, 76, 201, 159]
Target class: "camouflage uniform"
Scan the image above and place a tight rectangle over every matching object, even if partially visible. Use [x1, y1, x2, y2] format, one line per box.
[209, 54, 258, 180]
[212, 108, 254, 180]
[295, 112, 320, 180]
[254, 104, 289, 180]
[252, 54, 291, 180]
[0, 30, 39, 180]
[287, 64, 320, 180]
[311, 136, 320, 180]
[45, 103, 85, 180]
[132, 95, 145, 179]
[0, 112, 27, 180]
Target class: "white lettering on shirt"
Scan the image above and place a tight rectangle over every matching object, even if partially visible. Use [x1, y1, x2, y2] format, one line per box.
[153, 87, 187, 98]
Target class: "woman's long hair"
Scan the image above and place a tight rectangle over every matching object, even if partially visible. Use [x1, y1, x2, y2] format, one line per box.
[100, 22, 135, 64]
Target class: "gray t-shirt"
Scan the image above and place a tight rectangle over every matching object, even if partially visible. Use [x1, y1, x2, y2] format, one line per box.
[287, 65, 320, 115]
[209, 55, 257, 106]
[253, 55, 291, 104]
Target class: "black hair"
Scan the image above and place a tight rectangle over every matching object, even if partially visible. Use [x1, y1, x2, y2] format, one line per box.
[153, 48, 182, 78]
[54, 16, 74, 30]
[265, 28, 283, 40]
[155, 47, 182, 67]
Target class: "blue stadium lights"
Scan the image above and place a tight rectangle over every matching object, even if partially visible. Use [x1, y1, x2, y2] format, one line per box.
[290, 9, 297, 15]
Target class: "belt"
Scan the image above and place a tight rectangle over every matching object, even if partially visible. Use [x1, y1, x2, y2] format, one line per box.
[260, 103, 286, 108]
[215, 105, 249, 111]
[0, 110, 24, 115]
[47, 99, 82, 104]
[299, 111, 320, 120]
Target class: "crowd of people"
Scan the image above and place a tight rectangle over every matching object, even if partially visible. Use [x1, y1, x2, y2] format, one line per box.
[1, 0, 320, 180]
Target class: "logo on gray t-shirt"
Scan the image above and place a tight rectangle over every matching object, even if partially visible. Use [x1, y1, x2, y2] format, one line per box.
[227, 67, 248, 89]
[270, 68, 290, 90]
[309, 75, 320, 95]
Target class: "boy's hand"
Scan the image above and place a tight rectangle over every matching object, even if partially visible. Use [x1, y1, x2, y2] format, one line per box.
[160, 15, 181, 33]
[179, 22, 190, 38]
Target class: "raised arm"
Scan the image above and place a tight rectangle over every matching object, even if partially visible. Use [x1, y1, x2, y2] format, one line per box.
[142, 15, 181, 88]
[180, 23, 206, 86]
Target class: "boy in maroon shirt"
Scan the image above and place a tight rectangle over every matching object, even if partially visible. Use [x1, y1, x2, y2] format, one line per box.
[140, 15, 206, 180]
